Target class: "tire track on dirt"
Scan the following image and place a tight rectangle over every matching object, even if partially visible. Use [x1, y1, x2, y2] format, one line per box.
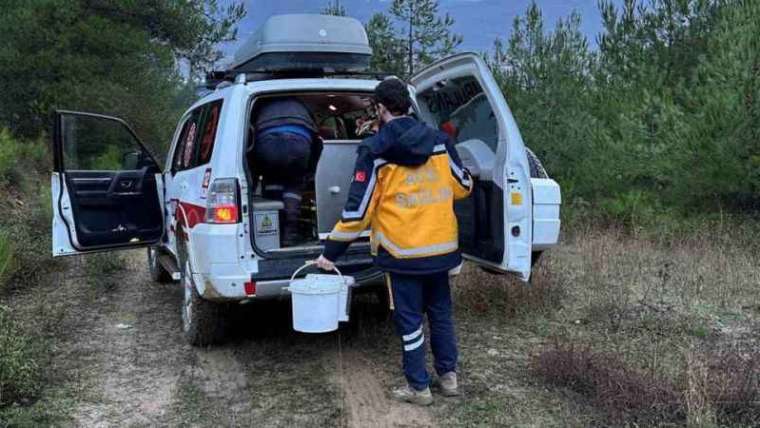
[337, 348, 436, 428]
[69, 252, 188, 426]
[189, 346, 253, 413]
[58, 251, 437, 427]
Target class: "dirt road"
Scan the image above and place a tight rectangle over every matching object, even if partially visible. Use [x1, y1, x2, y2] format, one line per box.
[52, 252, 436, 427]
[19, 231, 754, 426]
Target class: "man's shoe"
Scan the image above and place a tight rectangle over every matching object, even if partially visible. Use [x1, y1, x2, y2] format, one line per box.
[390, 385, 433, 406]
[438, 372, 460, 397]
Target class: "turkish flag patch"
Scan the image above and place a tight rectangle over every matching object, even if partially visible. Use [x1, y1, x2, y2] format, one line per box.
[354, 170, 367, 183]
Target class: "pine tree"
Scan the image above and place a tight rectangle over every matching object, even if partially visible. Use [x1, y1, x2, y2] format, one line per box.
[365, 13, 406, 76]
[388, 0, 462, 76]
[322, 0, 346, 17]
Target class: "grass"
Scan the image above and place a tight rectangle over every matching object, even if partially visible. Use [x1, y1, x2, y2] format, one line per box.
[171, 377, 220, 426]
[436, 215, 760, 427]
[0, 233, 13, 291]
[0, 306, 41, 407]
[0, 126, 757, 426]
[0, 130, 76, 425]
[84, 253, 126, 290]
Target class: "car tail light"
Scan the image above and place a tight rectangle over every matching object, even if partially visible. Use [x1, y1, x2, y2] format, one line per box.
[244, 281, 256, 296]
[205, 178, 239, 224]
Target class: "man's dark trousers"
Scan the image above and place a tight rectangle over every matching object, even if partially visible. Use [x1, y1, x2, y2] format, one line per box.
[254, 132, 312, 244]
[387, 271, 458, 391]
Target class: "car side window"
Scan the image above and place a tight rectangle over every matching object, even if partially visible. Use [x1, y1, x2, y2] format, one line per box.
[172, 109, 202, 172]
[197, 100, 223, 165]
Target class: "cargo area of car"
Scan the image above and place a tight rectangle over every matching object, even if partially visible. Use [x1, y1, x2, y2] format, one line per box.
[244, 92, 376, 255]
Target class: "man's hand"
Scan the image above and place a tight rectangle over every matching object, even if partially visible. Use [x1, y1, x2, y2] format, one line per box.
[314, 255, 335, 272]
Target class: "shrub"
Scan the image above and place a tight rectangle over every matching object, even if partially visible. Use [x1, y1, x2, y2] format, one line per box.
[1, 186, 58, 291]
[533, 344, 684, 424]
[0, 306, 41, 407]
[0, 128, 52, 289]
[492, 0, 760, 222]
[535, 344, 760, 426]
[0, 129, 48, 188]
[705, 351, 760, 426]
[0, 129, 22, 186]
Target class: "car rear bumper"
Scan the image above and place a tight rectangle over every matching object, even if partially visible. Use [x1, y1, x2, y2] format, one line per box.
[252, 269, 384, 299]
[188, 224, 381, 301]
[193, 262, 384, 302]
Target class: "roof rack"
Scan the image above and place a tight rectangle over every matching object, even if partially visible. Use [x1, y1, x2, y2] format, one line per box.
[203, 69, 392, 90]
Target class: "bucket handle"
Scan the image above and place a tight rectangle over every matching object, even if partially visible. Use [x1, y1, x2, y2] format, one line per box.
[289, 260, 344, 283]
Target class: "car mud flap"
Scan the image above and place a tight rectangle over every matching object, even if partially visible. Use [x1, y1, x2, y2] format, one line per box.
[158, 253, 181, 280]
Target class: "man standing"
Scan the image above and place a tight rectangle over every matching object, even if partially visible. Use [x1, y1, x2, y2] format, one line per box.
[316, 78, 473, 406]
[253, 97, 320, 246]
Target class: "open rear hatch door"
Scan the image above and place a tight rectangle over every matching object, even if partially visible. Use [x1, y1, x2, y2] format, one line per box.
[51, 111, 164, 256]
[410, 53, 534, 280]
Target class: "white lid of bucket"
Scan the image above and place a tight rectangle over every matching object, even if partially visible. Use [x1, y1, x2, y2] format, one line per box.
[289, 274, 346, 295]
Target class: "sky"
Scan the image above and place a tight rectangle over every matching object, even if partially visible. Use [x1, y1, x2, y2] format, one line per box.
[218, 0, 620, 66]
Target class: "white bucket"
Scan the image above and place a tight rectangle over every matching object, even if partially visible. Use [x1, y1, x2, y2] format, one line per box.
[287, 263, 354, 333]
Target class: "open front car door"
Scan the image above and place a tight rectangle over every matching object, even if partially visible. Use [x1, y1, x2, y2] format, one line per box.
[410, 53, 533, 280]
[51, 111, 164, 256]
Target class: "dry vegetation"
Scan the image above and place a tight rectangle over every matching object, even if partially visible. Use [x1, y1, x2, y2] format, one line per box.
[443, 217, 760, 427]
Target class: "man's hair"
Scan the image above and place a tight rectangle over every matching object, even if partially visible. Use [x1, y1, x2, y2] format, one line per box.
[374, 78, 411, 116]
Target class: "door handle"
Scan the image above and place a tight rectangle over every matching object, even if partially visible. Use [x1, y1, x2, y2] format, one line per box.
[329, 186, 341, 195]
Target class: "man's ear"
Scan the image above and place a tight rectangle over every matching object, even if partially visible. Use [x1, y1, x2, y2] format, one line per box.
[377, 103, 391, 122]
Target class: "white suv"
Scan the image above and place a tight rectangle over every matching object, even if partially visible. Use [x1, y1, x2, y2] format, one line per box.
[50, 14, 561, 345]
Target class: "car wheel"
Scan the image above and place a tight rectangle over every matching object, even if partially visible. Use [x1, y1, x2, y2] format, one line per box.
[176, 228, 226, 346]
[181, 261, 226, 346]
[148, 247, 173, 283]
[526, 150, 548, 271]
[531, 251, 544, 267]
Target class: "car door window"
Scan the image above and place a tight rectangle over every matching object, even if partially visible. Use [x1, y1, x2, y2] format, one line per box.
[61, 114, 152, 171]
[416, 75, 498, 154]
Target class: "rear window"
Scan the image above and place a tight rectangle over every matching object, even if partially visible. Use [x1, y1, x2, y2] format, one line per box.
[416, 75, 498, 154]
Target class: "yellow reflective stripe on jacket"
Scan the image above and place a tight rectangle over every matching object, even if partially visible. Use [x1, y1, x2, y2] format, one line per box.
[373, 232, 459, 259]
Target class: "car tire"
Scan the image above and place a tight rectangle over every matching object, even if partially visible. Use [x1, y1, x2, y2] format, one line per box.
[531, 251, 544, 267]
[176, 228, 226, 346]
[181, 260, 226, 346]
[148, 247, 173, 283]
[526, 149, 548, 270]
